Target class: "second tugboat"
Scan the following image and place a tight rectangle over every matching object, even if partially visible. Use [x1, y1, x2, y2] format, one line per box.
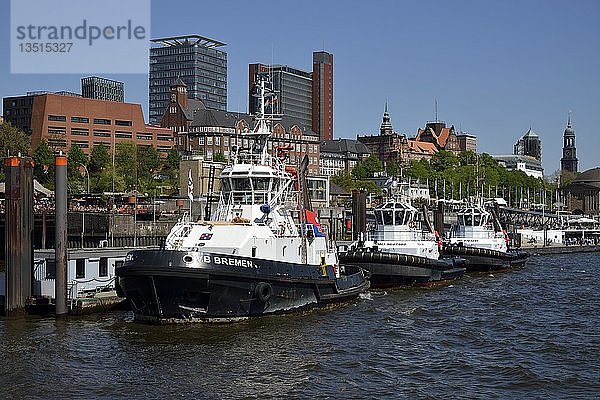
[340, 188, 466, 288]
[115, 77, 369, 323]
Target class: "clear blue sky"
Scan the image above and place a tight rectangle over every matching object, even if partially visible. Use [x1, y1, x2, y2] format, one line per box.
[1, 0, 599, 174]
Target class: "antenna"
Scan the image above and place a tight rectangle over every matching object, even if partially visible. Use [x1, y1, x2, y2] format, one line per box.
[434, 99, 438, 122]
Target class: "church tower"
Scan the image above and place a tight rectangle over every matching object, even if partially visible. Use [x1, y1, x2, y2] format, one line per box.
[560, 112, 578, 173]
[169, 77, 188, 110]
[380, 101, 393, 135]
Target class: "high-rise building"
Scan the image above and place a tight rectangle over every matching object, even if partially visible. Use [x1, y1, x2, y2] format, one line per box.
[560, 113, 578, 174]
[81, 76, 124, 102]
[312, 51, 334, 141]
[249, 64, 313, 128]
[248, 51, 334, 141]
[149, 35, 227, 123]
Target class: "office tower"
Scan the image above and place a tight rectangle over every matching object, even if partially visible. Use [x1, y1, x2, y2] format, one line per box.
[81, 76, 125, 102]
[312, 51, 333, 141]
[150, 35, 227, 123]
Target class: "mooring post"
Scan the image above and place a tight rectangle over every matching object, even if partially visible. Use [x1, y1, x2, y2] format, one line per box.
[3, 156, 34, 316]
[55, 154, 68, 316]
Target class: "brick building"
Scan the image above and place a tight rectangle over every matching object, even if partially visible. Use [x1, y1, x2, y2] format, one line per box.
[415, 121, 460, 153]
[161, 80, 321, 175]
[358, 103, 408, 167]
[3, 92, 173, 155]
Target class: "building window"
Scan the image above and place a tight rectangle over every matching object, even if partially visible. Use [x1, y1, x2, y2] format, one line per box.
[93, 118, 111, 125]
[48, 115, 66, 122]
[76, 259, 85, 279]
[71, 116, 89, 123]
[199, 137, 204, 145]
[207, 136, 213, 145]
[215, 136, 221, 146]
[99, 258, 108, 277]
[115, 120, 132, 126]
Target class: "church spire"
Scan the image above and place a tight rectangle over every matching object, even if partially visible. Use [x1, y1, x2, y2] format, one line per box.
[380, 101, 393, 135]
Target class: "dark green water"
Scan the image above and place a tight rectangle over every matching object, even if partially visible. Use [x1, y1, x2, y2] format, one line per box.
[1, 253, 599, 399]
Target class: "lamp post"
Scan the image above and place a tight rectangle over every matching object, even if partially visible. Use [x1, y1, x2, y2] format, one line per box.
[78, 163, 90, 194]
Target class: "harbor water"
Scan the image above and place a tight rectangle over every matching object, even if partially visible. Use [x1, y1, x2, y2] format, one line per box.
[1, 253, 599, 399]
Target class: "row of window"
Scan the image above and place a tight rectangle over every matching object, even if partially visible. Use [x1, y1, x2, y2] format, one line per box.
[46, 127, 165, 140]
[47, 115, 132, 126]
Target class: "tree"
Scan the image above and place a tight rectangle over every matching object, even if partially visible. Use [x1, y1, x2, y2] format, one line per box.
[89, 144, 110, 174]
[115, 142, 137, 190]
[352, 155, 383, 179]
[32, 139, 54, 186]
[385, 160, 401, 177]
[67, 145, 89, 193]
[136, 145, 161, 193]
[0, 122, 31, 158]
[213, 152, 227, 163]
[164, 148, 181, 173]
[331, 170, 356, 193]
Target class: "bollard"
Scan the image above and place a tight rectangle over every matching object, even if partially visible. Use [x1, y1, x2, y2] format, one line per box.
[3, 156, 34, 316]
[55, 155, 68, 316]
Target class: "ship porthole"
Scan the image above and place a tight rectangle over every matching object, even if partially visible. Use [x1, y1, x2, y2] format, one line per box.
[255, 282, 273, 302]
[183, 255, 193, 263]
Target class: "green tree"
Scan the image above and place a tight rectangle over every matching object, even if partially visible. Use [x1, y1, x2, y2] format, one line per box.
[115, 142, 137, 190]
[67, 145, 89, 193]
[385, 160, 401, 177]
[0, 122, 31, 158]
[213, 152, 227, 163]
[136, 145, 161, 192]
[352, 155, 383, 179]
[331, 170, 356, 193]
[89, 144, 110, 174]
[164, 148, 181, 174]
[32, 139, 54, 186]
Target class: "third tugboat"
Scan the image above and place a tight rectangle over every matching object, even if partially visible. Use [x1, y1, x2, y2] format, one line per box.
[441, 204, 529, 272]
[115, 76, 369, 323]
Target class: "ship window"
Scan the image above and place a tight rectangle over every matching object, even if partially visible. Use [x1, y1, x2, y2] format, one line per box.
[221, 178, 231, 192]
[232, 177, 251, 191]
[99, 258, 108, 277]
[382, 210, 393, 225]
[375, 210, 383, 225]
[76, 259, 85, 279]
[283, 246, 287, 257]
[473, 214, 482, 226]
[395, 210, 405, 225]
[252, 177, 270, 191]
[464, 214, 473, 226]
[252, 246, 257, 257]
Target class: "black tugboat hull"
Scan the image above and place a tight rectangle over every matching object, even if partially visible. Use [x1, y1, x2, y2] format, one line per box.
[441, 246, 530, 273]
[115, 250, 369, 323]
[338, 250, 465, 289]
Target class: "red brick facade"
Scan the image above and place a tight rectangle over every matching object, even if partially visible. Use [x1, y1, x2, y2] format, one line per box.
[9, 93, 173, 155]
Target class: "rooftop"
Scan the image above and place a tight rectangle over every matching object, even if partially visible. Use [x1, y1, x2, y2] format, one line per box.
[151, 34, 226, 48]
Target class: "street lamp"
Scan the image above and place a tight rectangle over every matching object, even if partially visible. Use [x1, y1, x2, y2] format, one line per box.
[77, 162, 90, 194]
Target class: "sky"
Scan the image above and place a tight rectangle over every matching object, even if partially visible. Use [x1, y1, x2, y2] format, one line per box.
[1, 0, 599, 174]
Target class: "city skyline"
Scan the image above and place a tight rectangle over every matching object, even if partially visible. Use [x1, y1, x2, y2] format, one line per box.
[1, 0, 599, 174]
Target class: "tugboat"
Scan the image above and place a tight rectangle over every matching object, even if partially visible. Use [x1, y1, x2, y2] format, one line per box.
[115, 77, 369, 323]
[339, 197, 465, 288]
[441, 204, 529, 272]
